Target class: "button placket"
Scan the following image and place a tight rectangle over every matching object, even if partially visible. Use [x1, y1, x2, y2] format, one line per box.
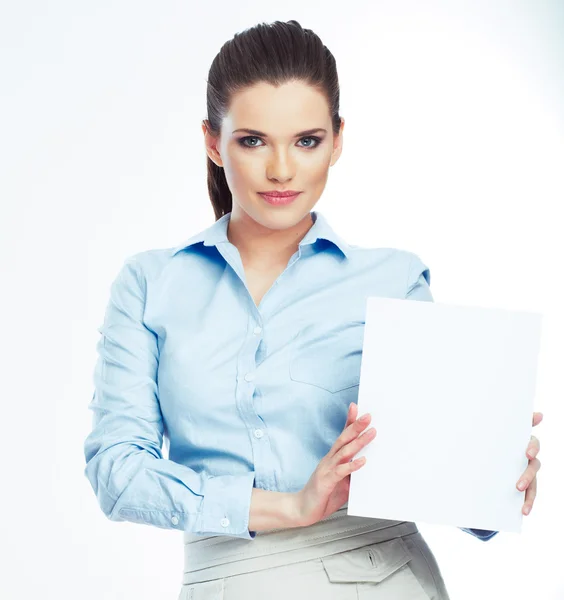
[236, 317, 272, 489]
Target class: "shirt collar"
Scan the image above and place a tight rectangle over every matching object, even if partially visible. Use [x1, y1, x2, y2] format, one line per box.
[172, 210, 350, 258]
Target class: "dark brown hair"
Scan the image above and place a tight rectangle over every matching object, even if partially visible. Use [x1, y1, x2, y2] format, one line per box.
[204, 20, 342, 221]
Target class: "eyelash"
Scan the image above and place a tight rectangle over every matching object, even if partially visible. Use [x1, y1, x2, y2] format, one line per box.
[237, 136, 323, 149]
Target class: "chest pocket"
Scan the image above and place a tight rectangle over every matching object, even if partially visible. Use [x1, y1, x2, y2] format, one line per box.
[289, 319, 365, 393]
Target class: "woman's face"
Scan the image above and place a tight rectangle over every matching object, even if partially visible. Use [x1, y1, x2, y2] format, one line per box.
[203, 80, 344, 232]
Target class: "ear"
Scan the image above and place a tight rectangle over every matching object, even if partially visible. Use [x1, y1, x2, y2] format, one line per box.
[329, 117, 345, 167]
[202, 120, 224, 168]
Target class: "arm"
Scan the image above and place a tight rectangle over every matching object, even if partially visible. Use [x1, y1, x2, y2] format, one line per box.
[406, 253, 499, 542]
[84, 256, 299, 538]
[249, 488, 301, 531]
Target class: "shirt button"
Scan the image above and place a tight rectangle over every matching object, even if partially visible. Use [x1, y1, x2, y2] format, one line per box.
[244, 372, 255, 382]
[220, 517, 230, 527]
[253, 428, 264, 439]
[171, 516, 179, 525]
[253, 326, 262, 335]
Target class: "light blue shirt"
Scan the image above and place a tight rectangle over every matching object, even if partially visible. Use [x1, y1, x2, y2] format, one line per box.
[84, 210, 498, 542]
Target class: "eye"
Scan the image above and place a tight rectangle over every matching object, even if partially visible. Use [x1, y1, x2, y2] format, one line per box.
[298, 136, 322, 148]
[238, 136, 263, 148]
[237, 136, 322, 149]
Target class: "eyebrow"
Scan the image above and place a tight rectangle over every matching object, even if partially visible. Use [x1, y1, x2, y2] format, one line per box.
[232, 128, 327, 137]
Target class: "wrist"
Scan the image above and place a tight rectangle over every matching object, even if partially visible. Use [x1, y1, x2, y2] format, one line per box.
[286, 491, 305, 528]
[249, 488, 305, 532]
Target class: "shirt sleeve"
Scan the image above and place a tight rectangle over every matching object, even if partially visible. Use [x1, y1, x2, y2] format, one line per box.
[83, 256, 257, 539]
[405, 253, 499, 543]
[405, 252, 433, 302]
[459, 527, 500, 541]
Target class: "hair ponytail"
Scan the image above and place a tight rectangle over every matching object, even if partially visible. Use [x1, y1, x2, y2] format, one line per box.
[205, 144, 232, 220]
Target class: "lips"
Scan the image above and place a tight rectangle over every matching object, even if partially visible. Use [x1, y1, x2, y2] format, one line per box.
[258, 191, 301, 206]
[259, 191, 301, 197]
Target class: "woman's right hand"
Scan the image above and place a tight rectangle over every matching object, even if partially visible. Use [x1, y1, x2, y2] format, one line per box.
[293, 402, 376, 527]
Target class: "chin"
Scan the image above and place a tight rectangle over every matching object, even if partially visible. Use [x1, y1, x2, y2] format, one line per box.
[237, 197, 314, 230]
[257, 206, 315, 231]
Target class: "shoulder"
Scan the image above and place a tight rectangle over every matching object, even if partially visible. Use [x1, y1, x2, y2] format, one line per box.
[345, 245, 430, 297]
[347, 245, 427, 276]
[119, 245, 184, 285]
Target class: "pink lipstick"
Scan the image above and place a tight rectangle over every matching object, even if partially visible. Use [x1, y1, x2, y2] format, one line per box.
[258, 191, 302, 206]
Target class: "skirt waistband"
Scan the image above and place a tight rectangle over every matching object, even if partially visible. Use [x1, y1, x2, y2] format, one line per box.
[182, 505, 418, 585]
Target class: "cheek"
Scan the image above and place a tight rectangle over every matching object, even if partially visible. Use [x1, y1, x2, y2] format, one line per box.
[225, 153, 262, 184]
[303, 149, 333, 178]
[221, 160, 253, 195]
[305, 160, 331, 186]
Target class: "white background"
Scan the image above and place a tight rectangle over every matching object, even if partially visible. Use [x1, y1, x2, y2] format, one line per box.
[1, 1, 562, 598]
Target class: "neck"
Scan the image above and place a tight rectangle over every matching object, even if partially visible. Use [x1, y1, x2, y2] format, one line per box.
[227, 209, 314, 267]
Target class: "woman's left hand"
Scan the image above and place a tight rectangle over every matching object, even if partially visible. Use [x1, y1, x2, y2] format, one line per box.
[517, 411, 543, 515]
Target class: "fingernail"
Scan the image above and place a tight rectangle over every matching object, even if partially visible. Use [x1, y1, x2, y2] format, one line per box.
[518, 480, 527, 490]
[524, 505, 531, 515]
[360, 413, 370, 421]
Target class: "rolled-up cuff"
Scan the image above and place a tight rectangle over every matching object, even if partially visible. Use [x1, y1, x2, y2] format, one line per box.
[196, 471, 257, 539]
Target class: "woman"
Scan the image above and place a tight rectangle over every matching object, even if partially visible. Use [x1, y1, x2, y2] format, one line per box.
[84, 19, 543, 600]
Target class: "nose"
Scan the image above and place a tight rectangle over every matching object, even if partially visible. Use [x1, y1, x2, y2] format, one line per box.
[266, 149, 295, 182]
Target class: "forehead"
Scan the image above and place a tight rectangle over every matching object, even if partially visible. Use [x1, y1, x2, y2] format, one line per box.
[225, 81, 330, 131]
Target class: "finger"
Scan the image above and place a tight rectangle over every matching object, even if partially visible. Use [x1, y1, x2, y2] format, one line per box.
[333, 426, 376, 464]
[527, 435, 540, 459]
[517, 457, 541, 491]
[532, 412, 543, 427]
[523, 476, 537, 515]
[334, 454, 367, 480]
[329, 417, 374, 462]
[328, 412, 372, 459]
[345, 403, 358, 429]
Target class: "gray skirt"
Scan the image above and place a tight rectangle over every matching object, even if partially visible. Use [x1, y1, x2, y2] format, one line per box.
[178, 504, 450, 599]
